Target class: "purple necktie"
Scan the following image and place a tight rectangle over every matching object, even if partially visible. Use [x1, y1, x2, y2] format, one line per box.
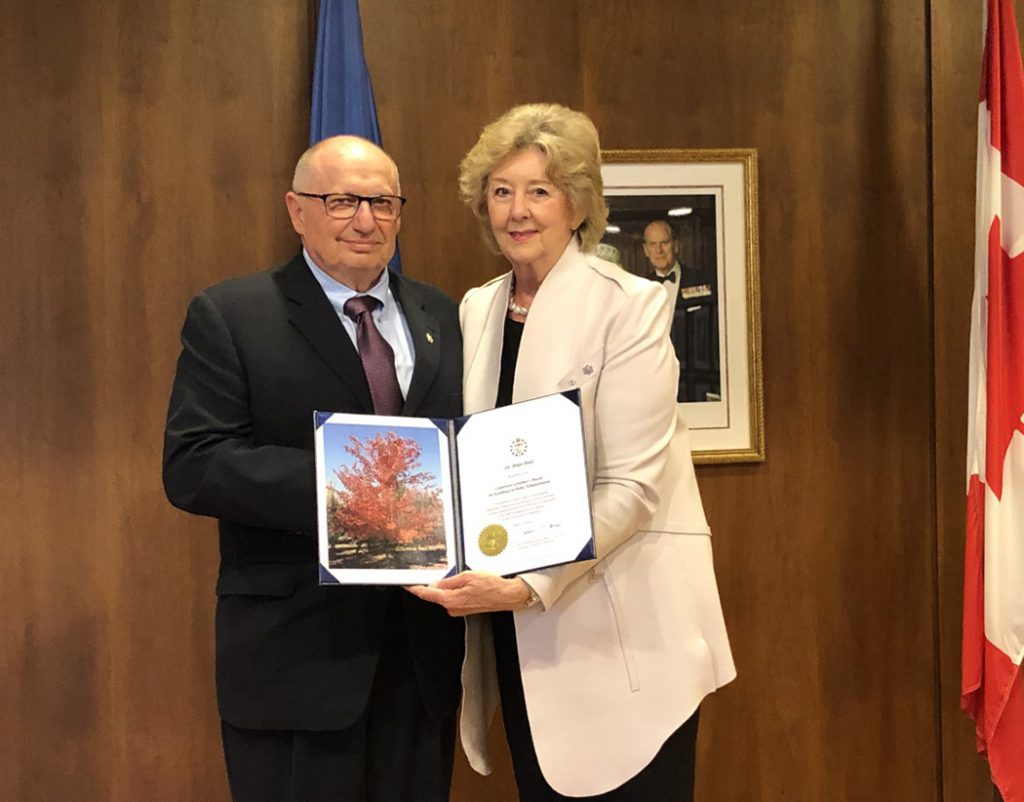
[343, 295, 404, 415]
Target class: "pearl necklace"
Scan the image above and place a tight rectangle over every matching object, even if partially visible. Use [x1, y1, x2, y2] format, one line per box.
[508, 276, 529, 317]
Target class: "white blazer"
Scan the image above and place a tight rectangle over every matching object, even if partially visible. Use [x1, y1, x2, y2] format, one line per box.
[458, 239, 736, 797]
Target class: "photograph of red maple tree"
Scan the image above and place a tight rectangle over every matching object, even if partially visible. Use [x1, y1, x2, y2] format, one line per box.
[324, 425, 449, 570]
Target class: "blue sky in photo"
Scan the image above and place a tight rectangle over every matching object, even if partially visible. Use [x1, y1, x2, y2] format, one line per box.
[324, 421, 446, 490]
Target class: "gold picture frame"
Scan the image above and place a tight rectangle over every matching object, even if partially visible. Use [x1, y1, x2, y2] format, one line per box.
[600, 148, 764, 464]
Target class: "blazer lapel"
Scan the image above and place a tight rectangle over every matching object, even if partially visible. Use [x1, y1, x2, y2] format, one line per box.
[390, 272, 441, 415]
[463, 274, 511, 414]
[273, 254, 374, 412]
[512, 240, 590, 402]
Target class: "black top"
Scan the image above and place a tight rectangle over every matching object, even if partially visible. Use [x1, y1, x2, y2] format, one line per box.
[496, 315, 524, 408]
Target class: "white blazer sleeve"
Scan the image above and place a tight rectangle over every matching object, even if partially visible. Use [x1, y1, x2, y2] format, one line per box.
[522, 282, 678, 606]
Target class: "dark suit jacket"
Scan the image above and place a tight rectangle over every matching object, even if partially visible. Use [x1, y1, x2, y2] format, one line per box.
[649, 264, 720, 402]
[163, 253, 464, 731]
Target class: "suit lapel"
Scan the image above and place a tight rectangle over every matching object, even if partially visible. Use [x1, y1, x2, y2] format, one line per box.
[273, 254, 374, 412]
[390, 272, 441, 414]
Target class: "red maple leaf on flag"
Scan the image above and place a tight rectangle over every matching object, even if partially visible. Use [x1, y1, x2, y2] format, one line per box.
[983, 217, 1024, 500]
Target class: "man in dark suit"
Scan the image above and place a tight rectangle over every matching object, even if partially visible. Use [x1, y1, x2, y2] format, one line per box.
[642, 219, 720, 403]
[163, 135, 463, 802]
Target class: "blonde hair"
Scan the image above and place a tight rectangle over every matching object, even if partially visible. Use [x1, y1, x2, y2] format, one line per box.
[458, 104, 609, 253]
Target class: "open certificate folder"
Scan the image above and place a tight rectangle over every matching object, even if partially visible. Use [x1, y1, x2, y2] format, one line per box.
[313, 390, 595, 585]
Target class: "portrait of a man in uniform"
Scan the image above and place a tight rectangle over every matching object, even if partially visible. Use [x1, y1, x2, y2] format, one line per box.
[600, 195, 722, 403]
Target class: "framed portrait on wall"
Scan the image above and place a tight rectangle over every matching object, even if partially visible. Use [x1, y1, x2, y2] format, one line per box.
[600, 149, 764, 464]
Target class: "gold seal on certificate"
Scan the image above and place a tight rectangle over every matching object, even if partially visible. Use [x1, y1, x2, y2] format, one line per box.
[478, 524, 508, 556]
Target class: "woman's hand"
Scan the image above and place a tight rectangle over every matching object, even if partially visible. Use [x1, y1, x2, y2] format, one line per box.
[406, 571, 533, 617]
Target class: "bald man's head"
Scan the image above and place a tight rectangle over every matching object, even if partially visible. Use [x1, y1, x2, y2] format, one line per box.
[292, 136, 401, 195]
[284, 136, 403, 291]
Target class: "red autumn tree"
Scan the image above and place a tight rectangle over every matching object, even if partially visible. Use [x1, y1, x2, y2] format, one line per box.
[331, 431, 443, 551]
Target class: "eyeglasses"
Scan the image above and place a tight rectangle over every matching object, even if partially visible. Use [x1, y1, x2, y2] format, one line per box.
[293, 191, 407, 221]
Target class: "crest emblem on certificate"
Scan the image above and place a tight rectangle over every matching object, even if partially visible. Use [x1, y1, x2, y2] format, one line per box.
[509, 437, 528, 457]
[478, 524, 508, 556]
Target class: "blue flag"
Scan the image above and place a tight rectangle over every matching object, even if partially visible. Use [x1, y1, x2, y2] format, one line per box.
[310, 0, 401, 271]
[310, 0, 381, 145]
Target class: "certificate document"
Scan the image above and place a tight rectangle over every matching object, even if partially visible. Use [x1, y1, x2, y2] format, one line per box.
[313, 390, 595, 585]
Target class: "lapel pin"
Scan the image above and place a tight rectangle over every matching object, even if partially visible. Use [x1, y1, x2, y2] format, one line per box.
[425, 332, 435, 344]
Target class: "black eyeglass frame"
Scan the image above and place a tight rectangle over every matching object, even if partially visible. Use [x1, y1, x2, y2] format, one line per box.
[292, 191, 408, 220]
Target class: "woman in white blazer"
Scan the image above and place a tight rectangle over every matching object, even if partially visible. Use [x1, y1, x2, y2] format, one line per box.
[410, 104, 735, 800]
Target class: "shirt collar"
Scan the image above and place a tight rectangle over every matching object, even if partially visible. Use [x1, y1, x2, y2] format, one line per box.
[302, 248, 391, 309]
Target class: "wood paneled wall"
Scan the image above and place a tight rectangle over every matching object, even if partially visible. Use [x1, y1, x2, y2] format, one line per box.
[0, 3, 312, 800]
[931, 1, 998, 801]
[0, 0, 997, 799]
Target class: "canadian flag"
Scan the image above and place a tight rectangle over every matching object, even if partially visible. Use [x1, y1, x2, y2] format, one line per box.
[963, 1, 1024, 799]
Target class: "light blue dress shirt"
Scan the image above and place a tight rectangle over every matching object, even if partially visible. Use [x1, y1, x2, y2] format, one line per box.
[303, 249, 415, 398]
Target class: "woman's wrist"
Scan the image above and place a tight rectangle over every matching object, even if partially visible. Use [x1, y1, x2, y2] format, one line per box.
[517, 578, 540, 609]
